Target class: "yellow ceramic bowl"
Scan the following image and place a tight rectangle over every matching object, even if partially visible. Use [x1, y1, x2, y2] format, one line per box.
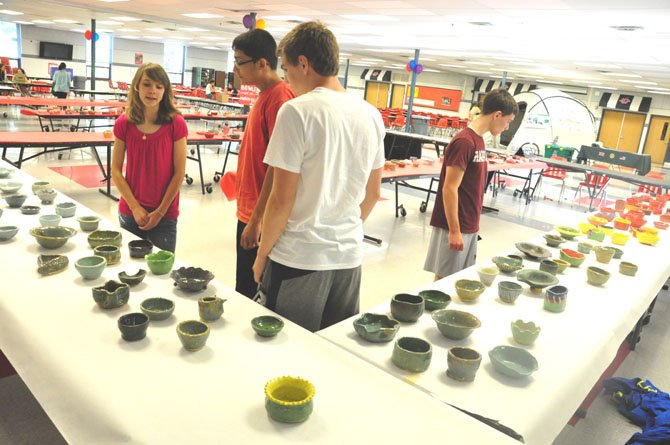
[642, 226, 659, 236]
[638, 231, 659, 246]
[578, 222, 595, 234]
[600, 226, 613, 236]
[587, 215, 607, 227]
[611, 232, 629, 246]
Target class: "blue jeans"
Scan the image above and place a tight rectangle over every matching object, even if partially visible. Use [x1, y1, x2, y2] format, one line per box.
[119, 213, 178, 253]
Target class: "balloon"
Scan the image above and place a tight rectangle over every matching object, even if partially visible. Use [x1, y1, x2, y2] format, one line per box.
[93, 33, 99, 42]
[242, 14, 253, 29]
[415, 64, 423, 74]
[84, 30, 92, 40]
[409, 60, 417, 70]
[256, 18, 266, 30]
[405, 63, 411, 72]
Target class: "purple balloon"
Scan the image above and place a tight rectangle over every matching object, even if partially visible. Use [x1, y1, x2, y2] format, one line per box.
[415, 64, 423, 74]
[242, 14, 253, 29]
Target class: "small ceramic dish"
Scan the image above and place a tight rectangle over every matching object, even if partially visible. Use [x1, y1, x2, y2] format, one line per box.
[29, 226, 76, 249]
[0, 225, 19, 241]
[146, 250, 175, 275]
[251, 315, 286, 338]
[498, 281, 523, 304]
[88, 230, 122, 248]
[454, 279, 486, 303]
[353, 313, 399, 342]
[37, 254, 68, 276]
[511, 320, 541, 345]
[76, 215, 101, 232]
[264, 376, 315, 423]
[619, 261, 638, 277]
[176, 320, 210, 351]
[170, 266, 215, 292]
[477, 266, 499, 286]
[586, 266, 611, 286]
[515, 242, 552, 260]
[39, 214, 62, 227]
[559, 248, 586, 267]
[516, 269, 559, 291]
[140, 297, 175, 321]
[118, 269, 147, 286]
[543, 234, 565, 248]
[417, 289, 451, 311]
[128, 239, 153, 258]
[93, 245, 121, 265]
[4, 193, 28, 208]
[0, 181, 22, 194]
[20, 205, 40, 215]
[431, 309, 481, 340]
[488, 345, 539, 378]
[92, 280, 130, 309]
[55, 202, 76, 218]
[74, 255, 107, 280]
[492, 255, 523, 273]
[555, 225, 580, 240]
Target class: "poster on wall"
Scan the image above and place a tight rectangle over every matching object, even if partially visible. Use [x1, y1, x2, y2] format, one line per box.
[238, 84, 260, 106]
[404, 85, 462, 111]
[135, 53, 143, 65]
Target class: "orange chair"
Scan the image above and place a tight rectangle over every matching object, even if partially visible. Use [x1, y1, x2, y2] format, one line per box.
[575, 172, 610, 205]
[638, 172, 664, 195]
[540, 156, 568, 201]
[391, 114, 406, 130]
[434, 117, 449, 136]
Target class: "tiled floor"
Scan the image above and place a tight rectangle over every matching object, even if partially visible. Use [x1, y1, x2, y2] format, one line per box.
[1, 109, 669, 444]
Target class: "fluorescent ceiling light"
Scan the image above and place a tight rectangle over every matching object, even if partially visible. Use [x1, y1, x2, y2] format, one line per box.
[53, 19, 77, 23]
[188, 41, 208, 45]
[493, 57, 532, 63]
[265, 15, 308, 21]
[179, 27, 207, 32]
[0, 9, 23, 15]
[119, 28, 139, 33]
[467, 61, 494, 66]
[592, 86, 617, 90]
[203, 46, 220, 50]
[601, 72, 641, 78]
[633, 85, 658, 89]
[646, 87, 670, 91]
[111, 16, 140, 22]
[119, 35, 139, 39]
[571, 80, 601, 84]
[621, 80, 656, 85]
[423, 68, 441, 73]
[352, 62, 374, 66]
[467, 70, 492, 74]
[517, 74, 542, 79]
[649, 91, 670, 95]
[440, 64, 465, 68]
[32, 19, 52, 24]
[181, 13, 223, 19]
[13, 20, 33, 25]
[575, 62, 622, 69]
[361, 58, 386, 62]
[340, 14, 398, 21]
[145, 27, 167, 32]
[97, 20, 122, 25]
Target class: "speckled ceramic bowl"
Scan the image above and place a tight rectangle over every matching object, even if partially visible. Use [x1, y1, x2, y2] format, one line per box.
[29, 226, 76, 249]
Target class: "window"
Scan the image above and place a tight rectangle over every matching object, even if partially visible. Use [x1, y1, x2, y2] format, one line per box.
[86, 33, 112, 80]
[0, 22, 20, 68]
[164, 42, 185, 85]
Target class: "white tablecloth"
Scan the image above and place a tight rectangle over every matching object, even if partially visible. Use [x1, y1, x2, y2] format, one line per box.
[0, 166, 519, 444]
[320, 215, 670, 445]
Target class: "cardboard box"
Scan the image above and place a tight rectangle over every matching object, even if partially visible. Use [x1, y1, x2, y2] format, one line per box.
[214, 92, 229, 103]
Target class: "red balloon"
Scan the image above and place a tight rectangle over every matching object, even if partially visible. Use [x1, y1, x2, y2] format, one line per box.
[84, 30, 92, 40]
[405, 63, 411, 72]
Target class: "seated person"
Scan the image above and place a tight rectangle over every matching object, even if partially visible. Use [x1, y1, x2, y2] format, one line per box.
[12, 68, 30, 95]
[226, 81, 238, 97]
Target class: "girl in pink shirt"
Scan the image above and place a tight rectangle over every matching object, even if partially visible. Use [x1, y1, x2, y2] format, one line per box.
[111, 63, 188, 252]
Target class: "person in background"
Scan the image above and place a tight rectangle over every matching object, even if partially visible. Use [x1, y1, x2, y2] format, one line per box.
[111, 63, 187, 252]
[252, 21, 385, 332]
[0, 63, 5, 82]
[51, 62, 71, 99]
[424, 88, 518, 281]
[468, 99, 481, 122]
[12, 68, 30, 95]
[205, 79, 215, 99]
[231, 28, 296, 299]
[227, 81, 238, 97]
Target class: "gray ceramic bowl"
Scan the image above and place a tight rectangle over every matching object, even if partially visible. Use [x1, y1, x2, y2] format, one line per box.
[39, 214, 62, 227]
[4, 193, 28, 208]
[88, 230, 122, 248]
[55, 202, 77, 218]
[390, 293, 425, 322]
[117, 313, 149, 342]
[36, 188, 57, 204]
[0, 225, 19, 241]
[251, 316, 285, 337]
[353, 313, 399, 342]
[76, 216, 101, 232]
[170, 266, 215, 292]
[0, 181, 22, 194]
[20, 205, 40, 215]
[92, 280, 130, 309]
[489, 345, 539, 378]
[498, 281, 523, 304]
[29, 226, 76, 249]
[586, 266, 611, 286]
[74, 255, 107, 280]
[128, 239, 153, 258]
[418, 290, 452, 311]
[391, 337, 432, 373]
[176, 320, 210, 351]
[94, 245, 121, 265]
[140, 297, 175, 321]
[37, 254, 68, 276]
[431, 309, 481, 340]
[118, 269, 147, 286]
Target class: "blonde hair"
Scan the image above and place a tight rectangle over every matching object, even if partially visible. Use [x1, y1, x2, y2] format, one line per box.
[126, 63, 179, 125]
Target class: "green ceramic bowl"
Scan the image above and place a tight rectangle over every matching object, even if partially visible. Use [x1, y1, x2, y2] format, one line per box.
[553, 259, 570, 274]
[586, 266, 611, 286]
[431, 309, 481, 340]
[619, 261, 638, 277]
[606, 246, 624, 259]
[94, 245, 121, 266]
[92, 280, 130, 309]
[251, 315, 285, 337]
[31, 181, 50, 195]
[29, 226, 77, 249]
[516, 269, 559, 291]
[264, 376, 315, 423]
[455, 279, 486, 303]
[489, 345, 539, 378]
[0, 167, 12, 179]
[55, 202, 77, 218]
[555, 225, 580, 240]
[0, 225, 19, 241]
[37, 254, 68, 276]
[511, 320, 541, 346]
[118, 269, 147, 286]
[391, 337, 432, 372]
[418, 290, 452, 311]
[559, 248, 586, 267]
[140, 297, 175, 321]
[353, 313, 399, 342]
[146, 250, 175, 275]
[176, 320, 210, 351]
[543, 233, 565, 248]
[515, 242, 552, 260]
[492, 255, 523, 273]
[88, 230, 122, 248]
[74, 255, 107, 280]
[76, 216, 101, 232]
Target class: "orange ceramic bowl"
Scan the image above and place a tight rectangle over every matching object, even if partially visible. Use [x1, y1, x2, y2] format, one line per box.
[654, 221, 668, 230]
[587, 215, 607, 227]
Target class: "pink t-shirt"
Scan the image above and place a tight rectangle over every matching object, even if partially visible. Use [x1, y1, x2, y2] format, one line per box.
[113, 113, 188, 219]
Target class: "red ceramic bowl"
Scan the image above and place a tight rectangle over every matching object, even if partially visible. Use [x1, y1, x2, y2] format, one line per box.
[661, 214, 670, 223]
[204, 132, 215, 139]
[654, 221, 668, 230]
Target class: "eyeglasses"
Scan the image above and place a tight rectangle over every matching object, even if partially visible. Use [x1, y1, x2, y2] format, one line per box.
[234, 58, 257, 67]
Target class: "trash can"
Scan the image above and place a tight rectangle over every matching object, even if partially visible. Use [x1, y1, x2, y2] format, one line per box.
[73, 75, 86, 90]
[411, 116, 429, 135]
[544, 144, 576, 161]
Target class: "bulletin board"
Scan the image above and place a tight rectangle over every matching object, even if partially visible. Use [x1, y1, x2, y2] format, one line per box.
[238, 84, 260, 106]
[404, 85, 462, 111]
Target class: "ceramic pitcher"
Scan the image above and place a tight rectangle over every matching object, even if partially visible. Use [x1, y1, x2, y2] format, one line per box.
[198, 296, 225, 321]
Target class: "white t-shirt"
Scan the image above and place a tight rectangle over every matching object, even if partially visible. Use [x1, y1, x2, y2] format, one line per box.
[205, 83, 213, 95]
[264, 87, 385, 270]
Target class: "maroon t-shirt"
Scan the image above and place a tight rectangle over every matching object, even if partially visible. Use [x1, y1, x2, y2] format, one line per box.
[429, 127, 487, 234]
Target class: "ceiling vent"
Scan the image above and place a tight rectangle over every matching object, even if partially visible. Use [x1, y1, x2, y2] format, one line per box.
[141, 20, 156, 24]
[610, 25, 644, 32]
[468, 22, 493, 26]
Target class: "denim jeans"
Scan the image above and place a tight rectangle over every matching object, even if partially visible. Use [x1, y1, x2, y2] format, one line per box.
[119, 213, 178, 253]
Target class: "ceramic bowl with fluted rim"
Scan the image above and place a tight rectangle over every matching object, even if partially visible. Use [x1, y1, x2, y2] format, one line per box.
[4, 193, 27, 208]
[498, 281, 523, 304]
[516, 269, 559, 291]
[39, 214, 61, 227]
[76, 215, 101, 232]
[92, 280, 130, 309]
[586, 266, 611, 286]
[31, 181, 51, 195]
[431, 309, 481, 340]
[543, 233, 565, 248]
[140, 297, 175, 321]
[0, 181, 22, 194]
[145, 250, 175, 275]
[455, 279, 486, 303]
[559, 248, 586, 267]
[619, 261, 638, 277]
[88, 230, 122, 248]
[0, 225, 19, 241]
[176, 320, 210, 351]
[170, 266, 215, 292]
[489, 345, 539, 378]
[555, 225, 580, 240]
[128, 239, 153, 258]
[36, 188, 57, 205]
[418, 289, 451, 311]
[93, 245, 121, 265]
[55, 202, 76, 218]
[353, 313, 399, 342]
[264, 376, 315, 423]
[511, 320, 541, 346]
[492, 255, 523, 273]
[29, 226, 76, 249]
[74, 255, 107, 280]
[118, 269, 147, 286]
[477, 266, 499, 286]
[251, 315, 286, 338]
[515, 242, 552, 260]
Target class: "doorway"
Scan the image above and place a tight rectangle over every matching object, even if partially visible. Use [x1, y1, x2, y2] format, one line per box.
[642, 115, 670, 164]
[364, 81, 390, 108]
[389, 84, 405, 109]
[597, 109, 646, 153]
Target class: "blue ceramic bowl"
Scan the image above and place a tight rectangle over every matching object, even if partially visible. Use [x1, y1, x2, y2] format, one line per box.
[74, 255, 107, 280]
[488, 345, 539, 378]
[0, 225, 19, 241]
[39, 214, 62, 227]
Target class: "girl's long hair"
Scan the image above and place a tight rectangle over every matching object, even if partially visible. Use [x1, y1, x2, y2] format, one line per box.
[126, 63, 180, 125]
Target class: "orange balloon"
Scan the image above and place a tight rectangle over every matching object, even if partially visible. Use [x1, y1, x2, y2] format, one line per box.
[256, 18, 266, 30]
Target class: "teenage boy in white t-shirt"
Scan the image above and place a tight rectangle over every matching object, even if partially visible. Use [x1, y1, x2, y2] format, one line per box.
[252, 21, 385, 332]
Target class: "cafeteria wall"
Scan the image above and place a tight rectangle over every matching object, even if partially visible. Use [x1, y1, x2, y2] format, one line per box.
[20, 26, 86, 81]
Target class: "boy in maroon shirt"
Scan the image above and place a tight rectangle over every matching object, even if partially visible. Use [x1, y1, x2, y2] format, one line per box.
[425, 89, 518, 280]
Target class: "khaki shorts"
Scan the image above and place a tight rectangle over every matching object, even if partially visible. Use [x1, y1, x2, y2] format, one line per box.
[424, 227, 478, 278]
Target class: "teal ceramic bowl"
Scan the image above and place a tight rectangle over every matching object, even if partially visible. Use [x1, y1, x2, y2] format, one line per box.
[492, 255, 523, 273]
[586, 266, 611, 286]
[488, 345, 539, 378]
[92, 280, 130, 309]
[498, 281, 523, 304]
[251, 315, 285, 337]
[39, 214, 61, 227]
[29, 226, 76, 249]
[418, 289, 452, 311]
[117, 313, 149, 342]
[94, 245, 121, 266]
[0, 181, 22, 194]
[511, 320, 541, 346]
[264, 376, 315, 423]
[391, 337, 432, 373]
[76, 216, 101, 232]
[455, 279, 486, 303]
[4, 193, 28, 208]
[118, 269, 147, 286]
[55, 202, 76, 218]
[0, 225, 18, 241]
[74, 255, 107, 280]
[88, 230, 122, 248]
[431, 309, 481, 340]
[176, 320, 210, 351]
[353, 313, 400, 343]
[146, 250, 175, 275]
[140, 297, 175, 321]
